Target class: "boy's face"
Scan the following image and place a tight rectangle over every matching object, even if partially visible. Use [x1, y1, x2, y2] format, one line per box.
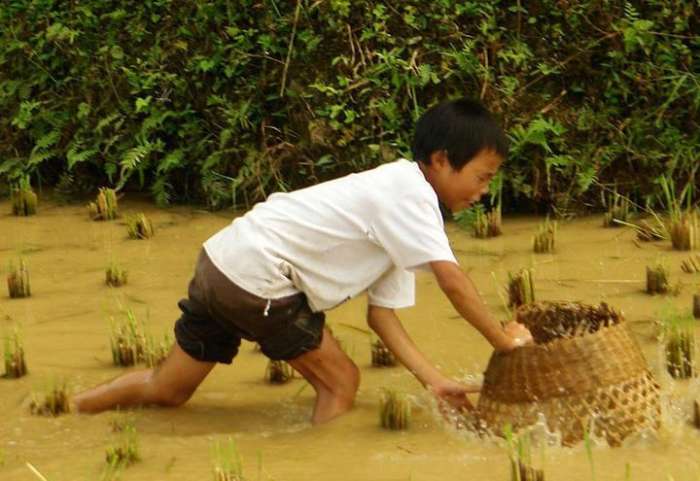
[421, 149, 503, 212]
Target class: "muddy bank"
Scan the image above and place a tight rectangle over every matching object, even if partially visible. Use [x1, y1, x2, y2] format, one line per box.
[1, 199, 699, 481]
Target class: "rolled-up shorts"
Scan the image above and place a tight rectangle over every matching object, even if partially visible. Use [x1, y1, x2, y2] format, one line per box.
[174, 249, 325, 363]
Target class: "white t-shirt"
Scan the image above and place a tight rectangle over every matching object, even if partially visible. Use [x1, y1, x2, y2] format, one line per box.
[203, 159, 457, 312]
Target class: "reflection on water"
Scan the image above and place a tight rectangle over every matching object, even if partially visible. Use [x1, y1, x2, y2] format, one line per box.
[1, 199, 700, 480]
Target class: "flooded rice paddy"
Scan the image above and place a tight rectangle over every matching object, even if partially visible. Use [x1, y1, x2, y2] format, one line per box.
[1, 197, 699, 481]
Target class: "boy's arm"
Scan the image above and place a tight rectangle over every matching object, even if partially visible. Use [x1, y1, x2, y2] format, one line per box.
[430, 260, 531, 351]
[367, 305, 479, 408]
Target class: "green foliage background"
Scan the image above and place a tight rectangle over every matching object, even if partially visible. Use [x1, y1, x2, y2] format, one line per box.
[1, 0, 698, 211]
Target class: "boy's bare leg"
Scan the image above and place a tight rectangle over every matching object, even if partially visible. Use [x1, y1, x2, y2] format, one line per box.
[72, 344, 215, 413]
[288, 327, 360, 424]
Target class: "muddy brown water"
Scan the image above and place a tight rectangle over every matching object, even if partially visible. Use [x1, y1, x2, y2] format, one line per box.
[1, 198, 699, 481]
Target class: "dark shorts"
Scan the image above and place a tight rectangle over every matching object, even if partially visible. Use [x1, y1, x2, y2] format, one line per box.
[174, 249, 325, 363]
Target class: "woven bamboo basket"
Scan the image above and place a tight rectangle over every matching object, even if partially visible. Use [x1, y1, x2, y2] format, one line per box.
[476, 301, 661, 446]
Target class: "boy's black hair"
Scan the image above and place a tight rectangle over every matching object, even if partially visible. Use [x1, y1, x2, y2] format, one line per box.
[411, 98, 508, 170]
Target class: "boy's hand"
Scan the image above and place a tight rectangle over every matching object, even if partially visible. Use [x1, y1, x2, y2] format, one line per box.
[496, 321, 534, 352]
[428, 378, 481, 415]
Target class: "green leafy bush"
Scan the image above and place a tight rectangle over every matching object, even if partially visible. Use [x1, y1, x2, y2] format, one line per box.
[1, 0, 698, 211]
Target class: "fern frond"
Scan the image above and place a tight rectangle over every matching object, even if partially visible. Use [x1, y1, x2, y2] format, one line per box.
[157, 149, 185, 173]
[34, 130, 61, 151]
[103, 133, 123, 153]
[623, 1, 639, 20]
[67, 144, 99, 170]
[201, 151, 222, 173]
[140, 110, 176, 136]
[96, 113, 121, 133]
[121, 143, 152, 171]
[28, 149, 58, 166]
[115, 142, 153, 190]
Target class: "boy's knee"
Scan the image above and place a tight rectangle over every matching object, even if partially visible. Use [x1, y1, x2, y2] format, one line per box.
[146, 377, 195, 407]
[155, 389, 192, 407]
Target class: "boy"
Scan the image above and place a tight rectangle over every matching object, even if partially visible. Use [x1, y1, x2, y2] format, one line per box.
[73, 98, 533, 423]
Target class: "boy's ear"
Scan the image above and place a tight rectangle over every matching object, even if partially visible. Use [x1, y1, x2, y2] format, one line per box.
[429, 150, 449, 169]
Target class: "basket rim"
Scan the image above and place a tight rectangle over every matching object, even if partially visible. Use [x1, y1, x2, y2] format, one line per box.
[513, 299, 626, 345]
[504, 319, 621, 351]
[480, 321, 649, 402]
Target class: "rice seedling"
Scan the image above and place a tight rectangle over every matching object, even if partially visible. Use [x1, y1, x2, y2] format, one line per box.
[473, 207, 502, 238]
[694, 294, 700, 319]
[88, 187, 119, 220]
[109, 412, 137, 433]
[504, 425, 545, 481]
[455, 172, 504, 238]
[143, 331, 173, 368]
[681, 255, 700, 273]
[126, 213, 155, 239]
[584, 429, 596, 481]
[379, 389, 411, 430]
[633, 218, 667, 242]
[3, 328, 27, 378]
[508, 268, 535, 308]
[669, 213, 697, 251]
[487, 208, 502, 237]
[646, 261, 670, 295]
[602, 190, 631, 228]
[7, 258, 31, 298]
[211, 438, 244, 481]
[109, 309, 146, 367]
[10, 176, 38, 216]
[666, 345, 695, 382]
[264, 359, 294, 384]
[473, 208, 488, 238]
[484, 171, 504, 238]
[371, 338, 396, 367]
[661, 308, 696, 379]
[533, 219, 557, 254]
[29, 379, 70, 416]
[105, 422, 140, 468]
[657, 175, 697, 251]
[105, 260, 128, 287]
